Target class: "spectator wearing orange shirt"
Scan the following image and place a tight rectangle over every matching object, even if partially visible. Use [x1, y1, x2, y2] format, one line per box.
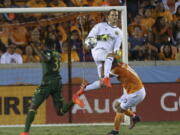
[27, 0, 47, 7]
[27, 0, 47, 18]
[47, 0, 67, 7]
[22, 45, 40, 63]
[61, 41, 80, 63]
[10, 23, 28, 50]
[152, 1, 173, 23]
[152, 16, 173, 49]
[91, 0, 103, 6]
[100, 0, 110, 6]
[128, 15, 146, 36]
[57, 23, 68, 43]
[71, 0, 89, 6]
[70, 19, 81, 38]
[140, 8, 155, 31]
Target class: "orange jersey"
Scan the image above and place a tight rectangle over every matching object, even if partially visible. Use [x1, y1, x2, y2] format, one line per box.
[112, 63, 144, 94]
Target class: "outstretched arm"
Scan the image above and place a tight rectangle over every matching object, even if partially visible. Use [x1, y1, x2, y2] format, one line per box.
[30, 29, 50, 62]
[30, 42, 50, 62]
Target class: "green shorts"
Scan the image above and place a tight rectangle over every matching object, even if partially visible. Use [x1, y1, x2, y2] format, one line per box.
[31, 78, 63, 109]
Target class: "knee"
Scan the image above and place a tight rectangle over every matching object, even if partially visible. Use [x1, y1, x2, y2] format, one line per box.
[29, 104, 38, 111]
[115, 102, 120, 109]
[115, 102, 124, 113]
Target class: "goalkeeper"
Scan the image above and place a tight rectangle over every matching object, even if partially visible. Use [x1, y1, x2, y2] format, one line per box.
[20, 30, 84, 135]
[84, 9, 123, 88]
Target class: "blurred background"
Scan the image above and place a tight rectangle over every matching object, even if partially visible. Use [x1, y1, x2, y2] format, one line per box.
[0, 0, 180, 126]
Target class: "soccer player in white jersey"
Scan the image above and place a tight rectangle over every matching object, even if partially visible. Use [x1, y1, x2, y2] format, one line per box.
[85, 9, 123, 88]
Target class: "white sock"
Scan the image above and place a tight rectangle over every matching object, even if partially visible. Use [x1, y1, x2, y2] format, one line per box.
[85, 80, 101, 91]
[104, 57, 114, 78]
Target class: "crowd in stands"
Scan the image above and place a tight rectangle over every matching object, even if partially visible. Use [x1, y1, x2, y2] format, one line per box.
[0, 0, 179, 64]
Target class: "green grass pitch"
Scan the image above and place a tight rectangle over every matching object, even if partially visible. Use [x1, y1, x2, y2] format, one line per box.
[0, 121, 180, 135]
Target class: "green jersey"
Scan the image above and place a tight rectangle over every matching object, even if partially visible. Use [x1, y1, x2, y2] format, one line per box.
[41, 49, 61, 81]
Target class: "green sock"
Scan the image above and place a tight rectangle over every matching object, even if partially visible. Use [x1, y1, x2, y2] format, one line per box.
[61, 101, 74, 115]
[24, 109, 36, 132]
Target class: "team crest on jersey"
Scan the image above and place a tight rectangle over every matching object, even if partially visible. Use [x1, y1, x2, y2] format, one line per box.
[115, 31, 119, 35]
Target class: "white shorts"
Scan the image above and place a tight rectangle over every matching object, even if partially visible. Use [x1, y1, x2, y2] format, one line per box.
[91, 48, 108, 62]
[91, 49, 109, 78]
[117, 87, 146, 110]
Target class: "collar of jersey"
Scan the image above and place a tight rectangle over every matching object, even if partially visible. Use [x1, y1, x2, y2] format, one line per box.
[107, 22, 117, 28]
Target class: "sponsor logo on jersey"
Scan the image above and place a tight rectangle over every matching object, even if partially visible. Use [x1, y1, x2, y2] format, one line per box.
[115, 31, 119, 35]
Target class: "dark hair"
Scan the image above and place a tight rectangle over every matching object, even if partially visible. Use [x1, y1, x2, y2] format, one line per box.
[153, 16, 165, 32]
[71, 30, 79, 35]
[108, 9, 118, 15]
[163, 44, 172, 58]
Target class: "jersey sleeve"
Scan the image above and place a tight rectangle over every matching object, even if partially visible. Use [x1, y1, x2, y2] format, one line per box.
[113, 29, 123, 53]
[87, 23, 100, 38]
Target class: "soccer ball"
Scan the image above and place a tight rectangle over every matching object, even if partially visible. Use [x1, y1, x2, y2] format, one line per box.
[85, 37, 97, 49]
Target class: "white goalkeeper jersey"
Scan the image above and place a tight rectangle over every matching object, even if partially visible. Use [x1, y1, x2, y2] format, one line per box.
[87, 22, 123, 53]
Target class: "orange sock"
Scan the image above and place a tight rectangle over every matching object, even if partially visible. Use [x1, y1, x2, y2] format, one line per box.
[113, 113, 124, 131]
[123, 109, 135, 117]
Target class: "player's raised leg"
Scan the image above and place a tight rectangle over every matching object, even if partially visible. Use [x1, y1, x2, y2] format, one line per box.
[52, 83, 85, 116]
[72, 94, 84, 108]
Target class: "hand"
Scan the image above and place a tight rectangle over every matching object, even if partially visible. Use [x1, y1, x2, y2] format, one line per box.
[106, 52, 116, 58]
[30, 28, 40, 43]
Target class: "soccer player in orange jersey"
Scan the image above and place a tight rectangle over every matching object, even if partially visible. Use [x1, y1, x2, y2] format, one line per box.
[76, 58, 146, 135]
[106, 60, 146, 135]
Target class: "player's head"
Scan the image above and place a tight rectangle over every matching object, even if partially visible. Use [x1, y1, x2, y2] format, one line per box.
[112, 51, 122, 69]
[107, 9, 119, 26]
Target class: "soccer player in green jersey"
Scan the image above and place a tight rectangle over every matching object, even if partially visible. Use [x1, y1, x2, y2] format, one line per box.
[20, 31, 84, 135]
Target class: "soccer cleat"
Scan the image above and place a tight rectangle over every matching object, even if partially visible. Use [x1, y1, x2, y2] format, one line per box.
[76, 82, 87, 96]
[72, 94, 85, 108]
[102, 77, 112, 88]
[106, 130, 119, 135]
[129, 115, 141, 129]
[19, 132, 29, 135]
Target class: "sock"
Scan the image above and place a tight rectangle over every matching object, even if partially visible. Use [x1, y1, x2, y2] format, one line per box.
[85, 80, 101, 91]
[123, 109, 135, 117]
[24, 109, 36, 132]
[60, 101, 74, 115]
[104, 57, 114, 78]
[114, 112, 124, 131]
